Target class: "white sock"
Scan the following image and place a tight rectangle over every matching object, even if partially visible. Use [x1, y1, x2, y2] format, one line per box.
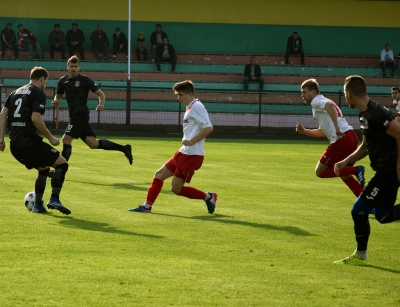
[144, 203, 152, 208]
[204, 193, 210, 201]
[355, 249, 367, 260]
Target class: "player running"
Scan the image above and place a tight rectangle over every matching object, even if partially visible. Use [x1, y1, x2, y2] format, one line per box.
[296, 78, 365, 197]
[129, 80, 217, 214]
[0, 66, 71, 214]
[334, 76, 400, 265]
[51, 55, 132, 167]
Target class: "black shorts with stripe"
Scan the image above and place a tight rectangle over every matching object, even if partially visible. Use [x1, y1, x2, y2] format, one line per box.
[11, 142, 60, 170]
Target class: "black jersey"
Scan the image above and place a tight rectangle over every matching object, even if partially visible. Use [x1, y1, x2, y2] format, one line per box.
[5, 84, 45, 148]
[360, 100, 397, 172]
[56, 74, 99, 117]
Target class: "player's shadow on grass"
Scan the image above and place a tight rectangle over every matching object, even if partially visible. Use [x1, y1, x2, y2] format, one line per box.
[154, 213, 316, 236]
[51, 216, 163, 239]
[364, 264, 400, 274]
[67, 179, 150, 192]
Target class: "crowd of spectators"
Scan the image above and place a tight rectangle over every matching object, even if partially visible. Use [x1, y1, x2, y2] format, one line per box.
[1, 22, 398, 84]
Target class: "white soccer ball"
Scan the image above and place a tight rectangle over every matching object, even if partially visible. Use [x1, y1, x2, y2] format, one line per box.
[24, 192, 43, 211]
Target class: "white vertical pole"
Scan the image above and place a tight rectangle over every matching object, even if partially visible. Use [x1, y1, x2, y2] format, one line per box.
[126, 0, 131, 125]
[127, 0, 131, 80]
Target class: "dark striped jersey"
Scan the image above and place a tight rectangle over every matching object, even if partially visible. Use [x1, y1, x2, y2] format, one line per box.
[56, 74, 99, 117]
[360, 99, 397, 172]
[5, 84, 45, 148]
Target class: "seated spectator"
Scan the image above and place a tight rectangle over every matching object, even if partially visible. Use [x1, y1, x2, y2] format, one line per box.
[150, 24, 168, 63]
[136, 31, 147, 61]
[155, 37, 177, 72]
[243, 57, 264, 91]
[66, 23, 85, 60]
[17, 24, 44, 59]
[112, 27, 128, 60]
[1, 23, 18, 59]
[90, 24, 109, 60]
[380, 43, 395, 77]
[48, 24, 66, 60]
[285, 31, 304, 65]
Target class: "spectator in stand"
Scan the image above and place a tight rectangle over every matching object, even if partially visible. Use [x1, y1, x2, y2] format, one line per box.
[156, 37, 177, 72]
[66, 23, 85, 60]
[243, 57, 264, 91]
[112, 27, 128, 60]
[136, 31, 147, 61]
[150, 24, 168, 63]
[17, 24, 44, 59]
[285, 31, 304, 65]
[90, 24, 109, 61]
[380, 43, 395, 77]
[48, 24, 66, 60]
[1, 23, 18, 59]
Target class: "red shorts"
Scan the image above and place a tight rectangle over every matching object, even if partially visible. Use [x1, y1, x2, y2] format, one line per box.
[165, 151, 204, 183]
[320, 130, 359, 166]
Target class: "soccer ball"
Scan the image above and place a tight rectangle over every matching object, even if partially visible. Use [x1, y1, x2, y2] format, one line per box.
[24, 192, 43, 211]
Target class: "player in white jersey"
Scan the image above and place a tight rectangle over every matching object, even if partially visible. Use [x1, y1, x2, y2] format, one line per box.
[296, 78, 365, 197]
[129, 80, 217, 214]
[389, 87, 400, 121]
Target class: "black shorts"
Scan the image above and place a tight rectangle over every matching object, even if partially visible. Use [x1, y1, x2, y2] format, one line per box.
[11, 142, 60, 170]
[361, 171, 400, 207]
[65, 113, 96, 141]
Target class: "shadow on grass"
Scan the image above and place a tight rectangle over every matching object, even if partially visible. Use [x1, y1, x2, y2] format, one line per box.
[364, 264, 400, 274]
[153, 213, 316, 236]
[66, 179, 151, 192]
[51, 215, 163, 239]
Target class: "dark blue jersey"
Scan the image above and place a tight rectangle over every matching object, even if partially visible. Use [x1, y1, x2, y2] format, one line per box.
[5, 84, 45, 148]
[360, 100, 397, 172]
[56, 74, 99, 117]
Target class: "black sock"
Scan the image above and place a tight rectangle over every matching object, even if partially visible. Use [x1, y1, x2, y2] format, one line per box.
[62, 144, 72, 162]
[35, 169, 49, 203]
[352, 213, 370, 251]
[98, 139, 124, 152]
[51, 163, 69, 199]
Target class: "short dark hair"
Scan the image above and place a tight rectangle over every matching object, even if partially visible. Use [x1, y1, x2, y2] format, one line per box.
[156, 23, 162, 28]
[385, 43, 390, 47]
[6, 23, 11, 26]
[293, 31, 298, 35]
[301, 78, 320, 94]
[392, 87, 399, 92]
[173, 80, 195, 94]
[344, 75, 367, 97]
[67, 55, 80, 66]
[72, 23, 78, 26]
[30, 66, 49, 80]
[250, 56, 255, 60]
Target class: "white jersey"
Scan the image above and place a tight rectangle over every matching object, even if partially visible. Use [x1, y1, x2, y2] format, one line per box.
[311, 95, 353, 143]
[393, 99, 400, 112]
[179, 98, 213, 156]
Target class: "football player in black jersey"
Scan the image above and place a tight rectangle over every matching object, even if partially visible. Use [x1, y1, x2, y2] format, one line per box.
[333, 75, 400, 265]
[51, 56, 133, 166]
[0, 67, 71, 215]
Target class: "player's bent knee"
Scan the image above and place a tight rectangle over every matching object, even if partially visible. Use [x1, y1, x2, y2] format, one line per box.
[170, 185, 181, 195]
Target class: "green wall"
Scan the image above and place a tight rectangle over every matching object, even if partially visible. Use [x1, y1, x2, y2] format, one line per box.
[0, 17, 398, 56]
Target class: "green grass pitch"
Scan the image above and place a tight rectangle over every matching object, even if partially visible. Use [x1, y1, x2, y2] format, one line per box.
[0, 136, 399, 307]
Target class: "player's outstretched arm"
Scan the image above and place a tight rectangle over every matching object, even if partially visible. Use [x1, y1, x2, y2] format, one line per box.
[95, 89, 105, 111]
[31, 112, 60, 146]
[182, 126, 214, 146]
[0, 107, 9, 152]
[296, 122, 326, 138]
[51, 94, 63, 108]
[334, 136, 368, 176]
[385, 120, 400, 181]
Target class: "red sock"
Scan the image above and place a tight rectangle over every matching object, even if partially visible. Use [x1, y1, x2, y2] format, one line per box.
[342, 176, 363, 197]
[178, 186, 206, 200]
[146, 178, 164, 205]
[319, 166, 357, 178]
